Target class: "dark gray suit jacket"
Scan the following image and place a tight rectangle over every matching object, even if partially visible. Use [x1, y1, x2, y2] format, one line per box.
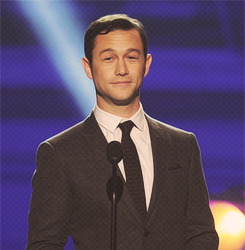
[27, 113, 219, 249]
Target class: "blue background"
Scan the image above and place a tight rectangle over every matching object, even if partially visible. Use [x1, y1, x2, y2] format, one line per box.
[1, 1, 244, 249]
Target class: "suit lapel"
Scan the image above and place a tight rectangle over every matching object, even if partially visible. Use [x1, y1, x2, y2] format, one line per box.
[145, 115, 174, 224]
[80, 114, 112, 177]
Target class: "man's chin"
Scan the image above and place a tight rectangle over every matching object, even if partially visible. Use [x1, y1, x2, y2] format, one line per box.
[96, 91, 140, 107]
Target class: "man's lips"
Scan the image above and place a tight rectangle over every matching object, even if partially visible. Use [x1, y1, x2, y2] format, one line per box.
[111, 81, 132, 84]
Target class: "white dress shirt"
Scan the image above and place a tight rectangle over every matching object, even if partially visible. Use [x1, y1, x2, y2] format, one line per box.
[93, 103, 154, 210]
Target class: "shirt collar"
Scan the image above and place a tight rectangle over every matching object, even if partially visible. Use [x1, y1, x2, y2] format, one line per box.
[93, 103, 145, 133]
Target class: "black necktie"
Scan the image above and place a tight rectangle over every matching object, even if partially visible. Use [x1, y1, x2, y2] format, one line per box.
[119, 121, 147, 221]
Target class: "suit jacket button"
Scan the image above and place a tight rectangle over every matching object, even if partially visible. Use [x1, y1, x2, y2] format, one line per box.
[144, 229, 150, 237]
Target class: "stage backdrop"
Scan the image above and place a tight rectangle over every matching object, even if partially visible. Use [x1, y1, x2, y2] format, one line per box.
[1, 1, 244, 249]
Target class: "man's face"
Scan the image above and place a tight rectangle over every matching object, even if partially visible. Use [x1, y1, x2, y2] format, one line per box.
[82, 29, 152, 108]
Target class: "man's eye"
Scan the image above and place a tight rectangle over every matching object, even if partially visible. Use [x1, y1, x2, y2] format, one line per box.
[104, 57, 112, 61]
[128, 56, 138, 60]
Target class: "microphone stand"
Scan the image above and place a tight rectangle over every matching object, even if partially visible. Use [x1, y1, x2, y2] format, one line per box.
[106, 141, 124, 250]
[107, 163, 123, 250]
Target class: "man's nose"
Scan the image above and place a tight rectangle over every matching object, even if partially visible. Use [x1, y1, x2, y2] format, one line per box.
[115, 59, 129, 76]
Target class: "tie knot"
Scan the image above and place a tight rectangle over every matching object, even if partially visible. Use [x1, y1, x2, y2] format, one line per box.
[118, 120, 135, 135]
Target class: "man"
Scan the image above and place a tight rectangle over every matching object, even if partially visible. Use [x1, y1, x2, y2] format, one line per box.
[27, 14, 219, 249]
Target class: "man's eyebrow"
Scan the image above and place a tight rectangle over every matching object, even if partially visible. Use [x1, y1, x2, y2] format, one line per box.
[99, 48, 141, 56]
[100, 48, 115, 55]
[99, 48, 115, 56]
[126, 48, 141, 54]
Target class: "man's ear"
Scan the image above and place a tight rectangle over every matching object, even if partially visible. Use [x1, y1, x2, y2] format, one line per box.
[144, 54, 152, 77]
[82, 57, 93, 79]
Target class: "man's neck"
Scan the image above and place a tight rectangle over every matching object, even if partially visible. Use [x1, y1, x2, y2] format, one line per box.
[97, 99, 140, 118]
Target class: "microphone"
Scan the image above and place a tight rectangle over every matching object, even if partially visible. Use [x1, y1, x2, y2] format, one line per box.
[107, 141, 123, 165]
[106, 141, 124, 203]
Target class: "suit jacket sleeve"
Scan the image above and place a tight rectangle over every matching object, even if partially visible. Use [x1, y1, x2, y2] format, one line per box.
[26, 142, 71, 249]
[184, 134, 219, 249]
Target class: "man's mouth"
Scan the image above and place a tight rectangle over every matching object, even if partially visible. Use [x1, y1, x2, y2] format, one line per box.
[111, 81, 132, 84]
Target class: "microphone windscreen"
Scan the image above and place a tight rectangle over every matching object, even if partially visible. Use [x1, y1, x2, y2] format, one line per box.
[107, 141, 123, 164]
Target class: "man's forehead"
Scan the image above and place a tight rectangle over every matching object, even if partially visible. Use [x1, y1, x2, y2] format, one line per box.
[94, 29, 143, 50]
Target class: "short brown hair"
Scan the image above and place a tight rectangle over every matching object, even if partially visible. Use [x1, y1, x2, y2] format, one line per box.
[84, 14, 148, 64]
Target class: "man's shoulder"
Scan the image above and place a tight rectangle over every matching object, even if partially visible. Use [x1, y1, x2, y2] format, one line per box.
[146, 115, 198, 160]
[35, 114, 98, 164]
[40, 114, 95, 147]
[146, 114, 193, 139]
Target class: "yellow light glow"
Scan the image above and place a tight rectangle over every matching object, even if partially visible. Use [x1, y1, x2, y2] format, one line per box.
[210, 201, 245, 250]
